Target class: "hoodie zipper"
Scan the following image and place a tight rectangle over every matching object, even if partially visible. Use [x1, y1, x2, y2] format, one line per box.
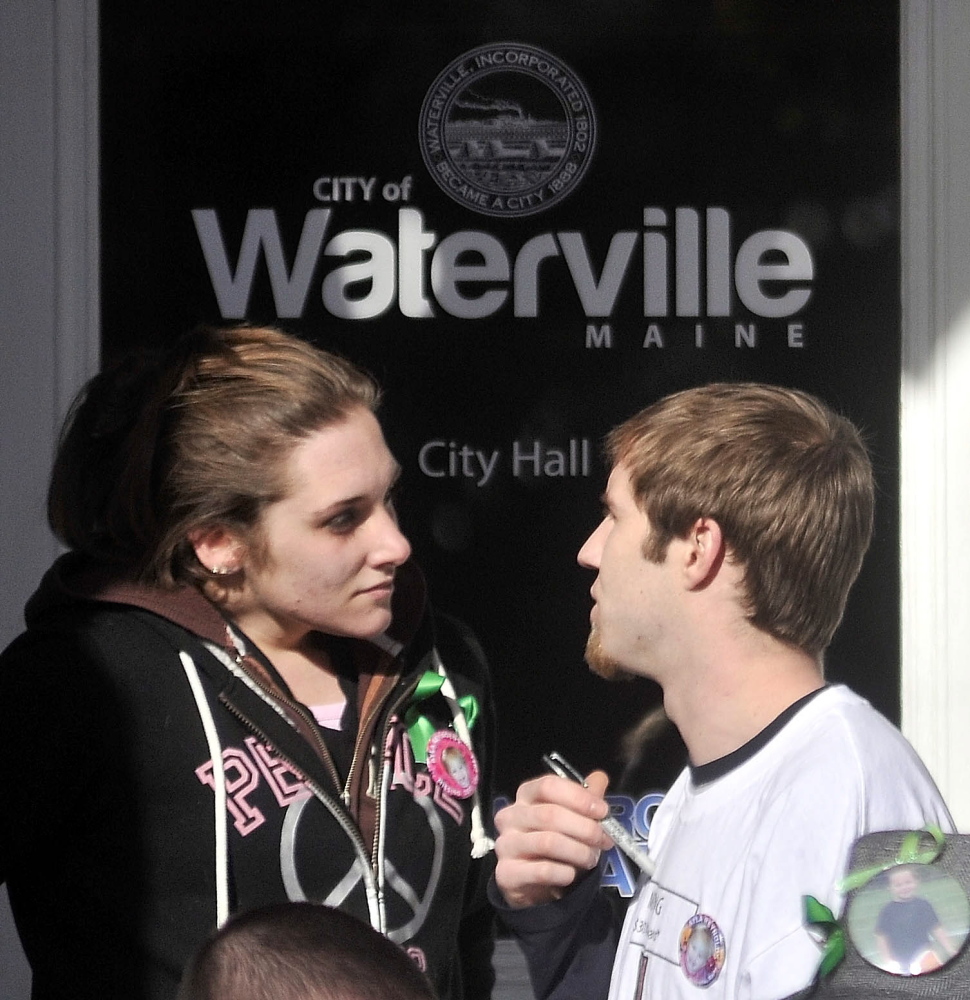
[216, 693, 386, 932]
[365, 677, 421, 862]
[224, 648, 344, 792]
[226, 645, 421, 875]
[217, 696, 374, 866]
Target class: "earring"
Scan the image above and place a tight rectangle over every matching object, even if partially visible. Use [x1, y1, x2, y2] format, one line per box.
[208, 565, 236, 576]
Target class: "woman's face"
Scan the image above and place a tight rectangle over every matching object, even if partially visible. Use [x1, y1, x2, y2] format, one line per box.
[226, 407, 411, 651]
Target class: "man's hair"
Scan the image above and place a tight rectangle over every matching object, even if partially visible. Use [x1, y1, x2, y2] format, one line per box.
[48, 324, 378, 587]
[607, 382, 874, 657]
[177, 903, 436, 1000]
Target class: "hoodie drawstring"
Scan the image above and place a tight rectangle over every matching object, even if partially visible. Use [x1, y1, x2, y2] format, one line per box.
[431, 650, 495, 859]
[179, 651, 231, 928]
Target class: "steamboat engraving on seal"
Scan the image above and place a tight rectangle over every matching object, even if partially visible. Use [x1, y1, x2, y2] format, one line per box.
[419, 42, 597, 218]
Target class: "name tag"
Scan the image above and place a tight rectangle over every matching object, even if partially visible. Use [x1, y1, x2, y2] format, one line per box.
[628, 881, 699, 965]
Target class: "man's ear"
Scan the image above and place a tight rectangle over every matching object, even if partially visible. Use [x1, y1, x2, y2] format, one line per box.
[682, 517, 724, 589]
[187, 525, 244, 575]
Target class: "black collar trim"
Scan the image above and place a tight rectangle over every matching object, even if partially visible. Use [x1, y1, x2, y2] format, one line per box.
[690, 686, 828, 787]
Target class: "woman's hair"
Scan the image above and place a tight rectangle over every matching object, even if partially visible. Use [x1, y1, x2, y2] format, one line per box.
[49, 324, 378, 587]
[177, 903, 437, 1000]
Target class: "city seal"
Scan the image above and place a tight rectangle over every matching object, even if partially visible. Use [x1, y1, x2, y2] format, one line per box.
[419, 42, 597, 218]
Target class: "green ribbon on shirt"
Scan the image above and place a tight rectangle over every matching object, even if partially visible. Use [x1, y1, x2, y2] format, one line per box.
[404, 670, 480, 764]
[837, 824, 946, 893]
[803, 896, 846, 977]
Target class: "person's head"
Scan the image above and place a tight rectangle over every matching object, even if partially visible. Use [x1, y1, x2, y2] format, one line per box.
[887, 865, 922, 902]
[684, 923, 714, 973]
[441, 746, 470, 786]
[579, 382, 874, 671]
[49, 325, 411, 638]
[177, 902, 436, 1000]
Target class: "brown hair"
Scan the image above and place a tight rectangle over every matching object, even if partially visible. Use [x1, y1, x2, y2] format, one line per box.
[607, 382, 874, 657]
[177, 903, 436, 1000]
[49, 325, 378, 587]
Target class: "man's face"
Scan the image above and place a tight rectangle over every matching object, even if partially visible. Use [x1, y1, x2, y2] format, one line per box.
[578, 463, 678, 682]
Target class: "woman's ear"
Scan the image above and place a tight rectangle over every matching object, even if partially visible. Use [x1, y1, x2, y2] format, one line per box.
[187, 525, 244, 576]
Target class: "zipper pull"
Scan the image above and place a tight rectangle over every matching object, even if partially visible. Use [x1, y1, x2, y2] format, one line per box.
[365, 750, 379, 798]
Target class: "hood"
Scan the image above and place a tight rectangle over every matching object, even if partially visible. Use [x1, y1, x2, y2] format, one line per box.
[25, 552, 231, 643]
[25, 551, 428, 657]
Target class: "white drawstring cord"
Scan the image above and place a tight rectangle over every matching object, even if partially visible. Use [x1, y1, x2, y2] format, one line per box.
[432, 650, 495, 859]
[180, 651, 231, 927]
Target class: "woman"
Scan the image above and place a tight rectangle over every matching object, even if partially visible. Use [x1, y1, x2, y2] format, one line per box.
[0, 325, 495, 1000]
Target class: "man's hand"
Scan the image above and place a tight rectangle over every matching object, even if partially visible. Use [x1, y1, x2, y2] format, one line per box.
[494, 770, 613, 909]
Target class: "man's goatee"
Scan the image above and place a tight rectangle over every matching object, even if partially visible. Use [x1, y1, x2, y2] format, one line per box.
[584, 625, 633, 682]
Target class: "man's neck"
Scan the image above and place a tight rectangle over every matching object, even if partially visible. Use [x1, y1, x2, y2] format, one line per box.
[663, 642, 825, 767]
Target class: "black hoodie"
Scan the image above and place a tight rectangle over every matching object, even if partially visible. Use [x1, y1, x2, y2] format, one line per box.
[0, 553, 496, 1000]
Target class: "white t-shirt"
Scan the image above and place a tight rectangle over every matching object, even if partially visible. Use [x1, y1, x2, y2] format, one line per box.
[608, 685, 954, 1000]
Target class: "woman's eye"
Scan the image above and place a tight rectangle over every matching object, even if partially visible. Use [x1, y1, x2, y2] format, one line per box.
[325, 508, 362, 533]
[323, 484, 400, 533]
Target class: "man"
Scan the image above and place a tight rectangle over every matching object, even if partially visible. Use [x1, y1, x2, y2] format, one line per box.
[492, 383, 953, 1000]
[177, 902, 437, 1000]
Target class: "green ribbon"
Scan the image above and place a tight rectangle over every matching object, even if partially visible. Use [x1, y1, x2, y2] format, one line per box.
[404, 670, 480, 763]
[837, 824, 946, 893]
[803, 896, 846, 977]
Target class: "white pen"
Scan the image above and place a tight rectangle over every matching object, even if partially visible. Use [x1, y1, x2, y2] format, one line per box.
[542, 751, 656, 876]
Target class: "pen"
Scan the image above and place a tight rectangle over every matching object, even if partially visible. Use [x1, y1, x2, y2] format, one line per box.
[542, 750, 656, 876]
